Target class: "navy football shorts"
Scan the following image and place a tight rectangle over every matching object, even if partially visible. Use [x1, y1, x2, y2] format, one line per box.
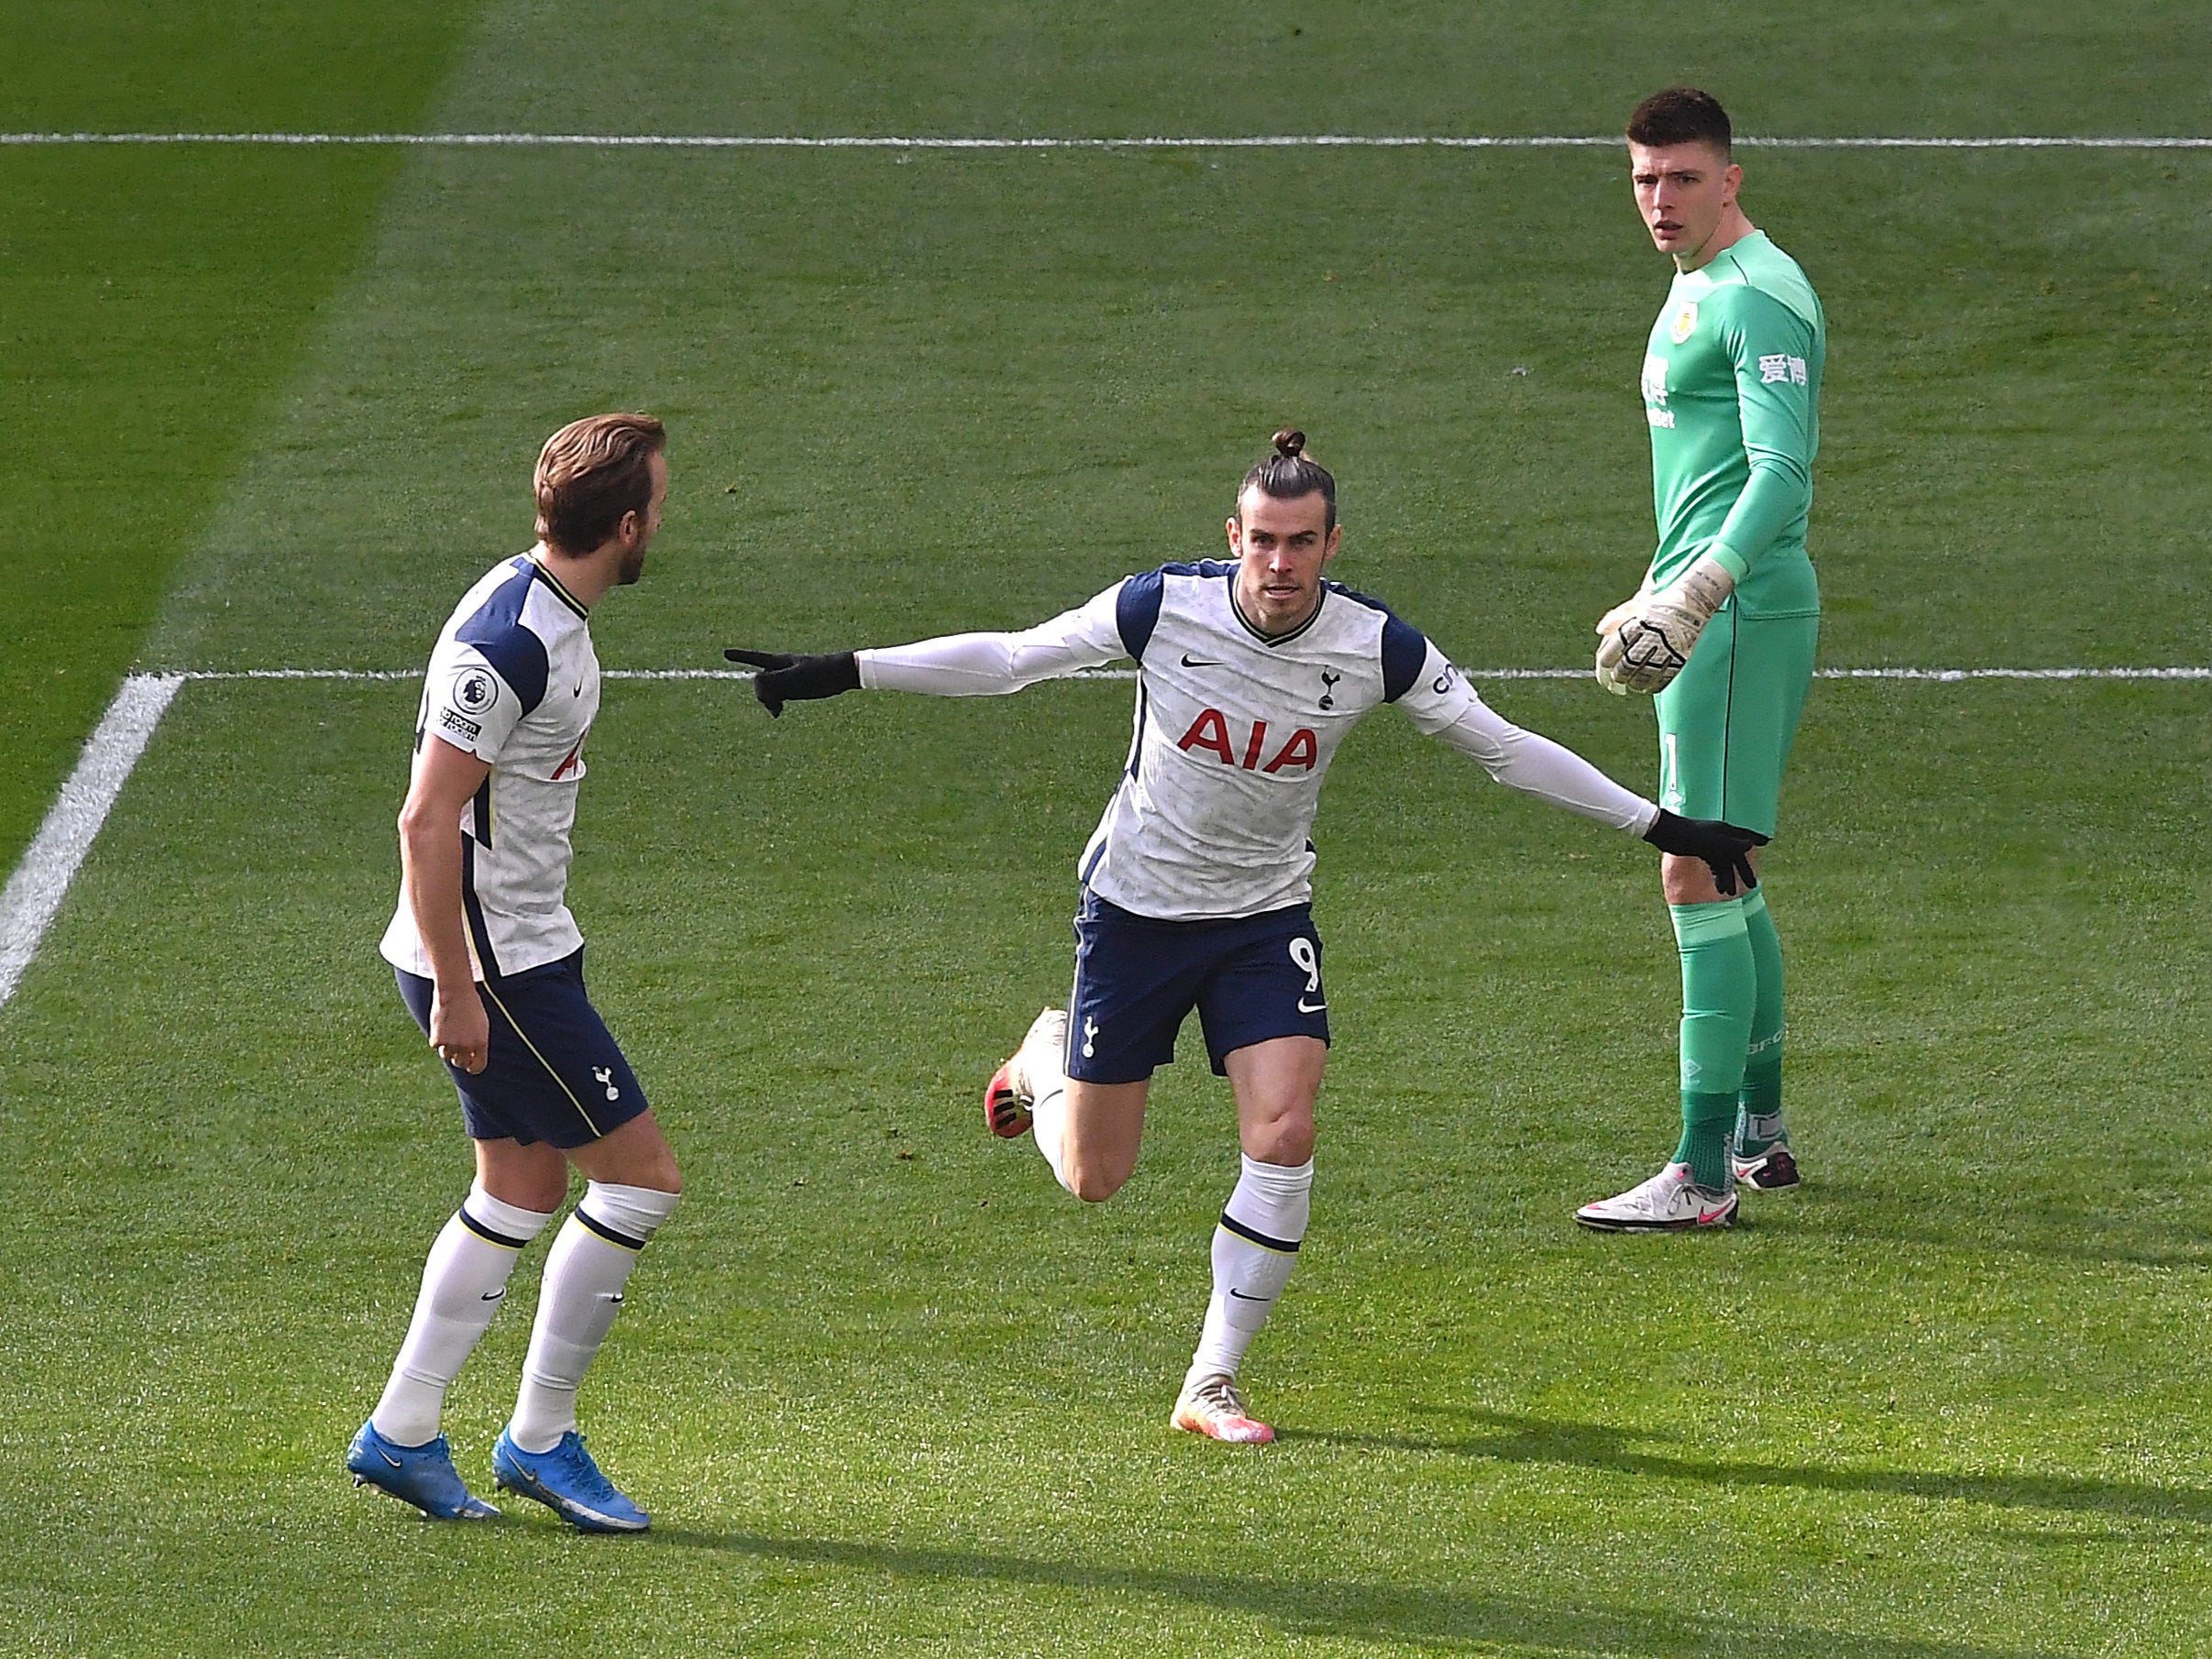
[396, 948, 649, 1149]
[1065, 889, 1329, 1084]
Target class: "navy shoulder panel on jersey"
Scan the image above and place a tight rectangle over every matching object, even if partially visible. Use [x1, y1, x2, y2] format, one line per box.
[456, 565, 550, 714]
[1326, 582, 1430, 702]
[1379, 613, 1430, 702]
[1116, 571, 1166, 661]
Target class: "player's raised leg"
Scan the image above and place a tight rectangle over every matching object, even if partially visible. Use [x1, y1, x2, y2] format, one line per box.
[985, 1005, 1151, 1200]
[494, 1109, 679, 1533]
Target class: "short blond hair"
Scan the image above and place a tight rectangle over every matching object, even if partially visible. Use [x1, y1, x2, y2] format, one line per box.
[534, 412, 666, 554]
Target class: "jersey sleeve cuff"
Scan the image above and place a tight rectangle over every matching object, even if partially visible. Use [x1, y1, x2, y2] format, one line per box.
[1704, 544, 1750, 584]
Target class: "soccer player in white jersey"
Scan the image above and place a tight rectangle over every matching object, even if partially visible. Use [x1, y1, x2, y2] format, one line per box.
[727, 431, 1765, 1443]
[346, 413, 681, 1532]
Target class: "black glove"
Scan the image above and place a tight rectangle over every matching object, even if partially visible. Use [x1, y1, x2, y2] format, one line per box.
[723, 648, 861, 717]
[1642, 808, 1768, 896]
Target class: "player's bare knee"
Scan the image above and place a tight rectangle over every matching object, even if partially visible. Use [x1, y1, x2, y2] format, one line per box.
[1245, 1115, 1315, 1169]
[1064, 1154, 1131, 1203]
[1660, 850, 1744, 906]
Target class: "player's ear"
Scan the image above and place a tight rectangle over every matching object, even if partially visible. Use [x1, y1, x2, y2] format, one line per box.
[1321, 523, 1343, 565]
[1225, 514, 1243, 555]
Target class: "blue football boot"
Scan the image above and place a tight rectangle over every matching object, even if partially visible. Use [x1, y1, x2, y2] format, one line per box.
[346, 1421, 501, 1520]
[490, 1427, 649, 1533]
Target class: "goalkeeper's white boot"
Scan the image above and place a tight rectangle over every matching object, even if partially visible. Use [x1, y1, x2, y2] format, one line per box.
[982, 1007, 1067, 1139]
[1574, 1161, 1737, 1232]
[1172, 1372, 1274, 1445]
[1731, 1143, 1801, 1192]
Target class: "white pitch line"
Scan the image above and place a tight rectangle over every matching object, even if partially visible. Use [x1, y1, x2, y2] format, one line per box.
[171, 665, 2212, 683]
[0, 673, 183, 1012]
[2, 132, 2208, 151]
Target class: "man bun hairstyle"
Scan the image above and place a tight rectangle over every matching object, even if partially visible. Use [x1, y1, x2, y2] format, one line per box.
[1626, 86, 1733, 156]
[534, 412, 666, 555]
[1239, 427, 1338, 532]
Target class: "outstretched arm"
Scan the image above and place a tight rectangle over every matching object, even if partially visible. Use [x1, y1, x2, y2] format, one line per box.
[1399, 648, 1765, 892]
[1423, 689, 1657, 832]
[728, 584, 1128, 715]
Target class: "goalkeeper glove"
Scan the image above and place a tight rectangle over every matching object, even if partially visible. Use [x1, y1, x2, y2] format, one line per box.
[1594, 554, 1736, 695]
[1641, 808, 1767, 896]
[723, 648, 861, 716]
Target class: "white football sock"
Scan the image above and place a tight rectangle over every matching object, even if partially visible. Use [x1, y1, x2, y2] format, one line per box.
[1188, 1155, 1313, 1384]
[1030, 1074, 1073, 1193]
[370, 1182, 554, 1446]
[508, 1181, 679, 1454]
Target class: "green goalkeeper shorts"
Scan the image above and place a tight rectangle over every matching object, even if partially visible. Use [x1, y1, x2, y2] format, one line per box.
[1653, 605, 1819, 839]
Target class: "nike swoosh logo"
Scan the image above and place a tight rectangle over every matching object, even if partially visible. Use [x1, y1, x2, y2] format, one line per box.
[1226, 1289, 1274, 1302]
[378, 1449, 403, 1467]
[479, 1288, 506, 1302]
[1699, 1204, 1732, 1225]
[1181, 654, 1223, 667]
[572, 681, 583, 697]
[1297, 998, 1326, 1014]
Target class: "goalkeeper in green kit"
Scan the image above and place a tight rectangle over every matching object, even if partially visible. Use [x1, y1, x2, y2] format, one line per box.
[1577, 86, 1823, 1232]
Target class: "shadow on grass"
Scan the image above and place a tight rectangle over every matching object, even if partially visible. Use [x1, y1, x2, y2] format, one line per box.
[1744, 1179, 2212, 1269]
[1282, 1406, 2212, 1528]
[647, 1522, 2056, 1658]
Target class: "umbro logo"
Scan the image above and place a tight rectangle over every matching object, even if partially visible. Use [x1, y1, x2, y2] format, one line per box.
[1181, 653, 1223, 668]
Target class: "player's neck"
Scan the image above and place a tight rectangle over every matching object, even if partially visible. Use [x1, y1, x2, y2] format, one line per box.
[1673, 211, 1755, 274]
[531, 542, 616, 610]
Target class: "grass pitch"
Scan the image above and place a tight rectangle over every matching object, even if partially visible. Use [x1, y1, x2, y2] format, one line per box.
[6, 5, 2212, 1655]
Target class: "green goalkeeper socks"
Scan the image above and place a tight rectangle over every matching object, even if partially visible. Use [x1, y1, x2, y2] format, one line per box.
[1668, 897, 1755, 1190]
[1734, 886, 1788, 1158]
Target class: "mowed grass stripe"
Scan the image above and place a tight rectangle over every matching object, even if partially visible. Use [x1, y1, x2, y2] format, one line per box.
[138, 144, 2212, 682]
[0, 0, 485, 876]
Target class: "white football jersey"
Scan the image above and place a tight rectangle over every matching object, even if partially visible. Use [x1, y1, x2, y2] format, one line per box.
[857, 559, 1655, 921]
[380, 554, 601, 980]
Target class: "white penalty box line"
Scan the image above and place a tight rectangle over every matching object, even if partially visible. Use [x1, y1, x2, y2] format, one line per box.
[4, 132, 2210, 151]
[3, 661, 2206, 1012]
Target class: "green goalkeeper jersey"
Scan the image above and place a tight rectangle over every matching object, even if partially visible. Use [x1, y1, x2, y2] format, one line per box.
[1639, 229, 1823, 619]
